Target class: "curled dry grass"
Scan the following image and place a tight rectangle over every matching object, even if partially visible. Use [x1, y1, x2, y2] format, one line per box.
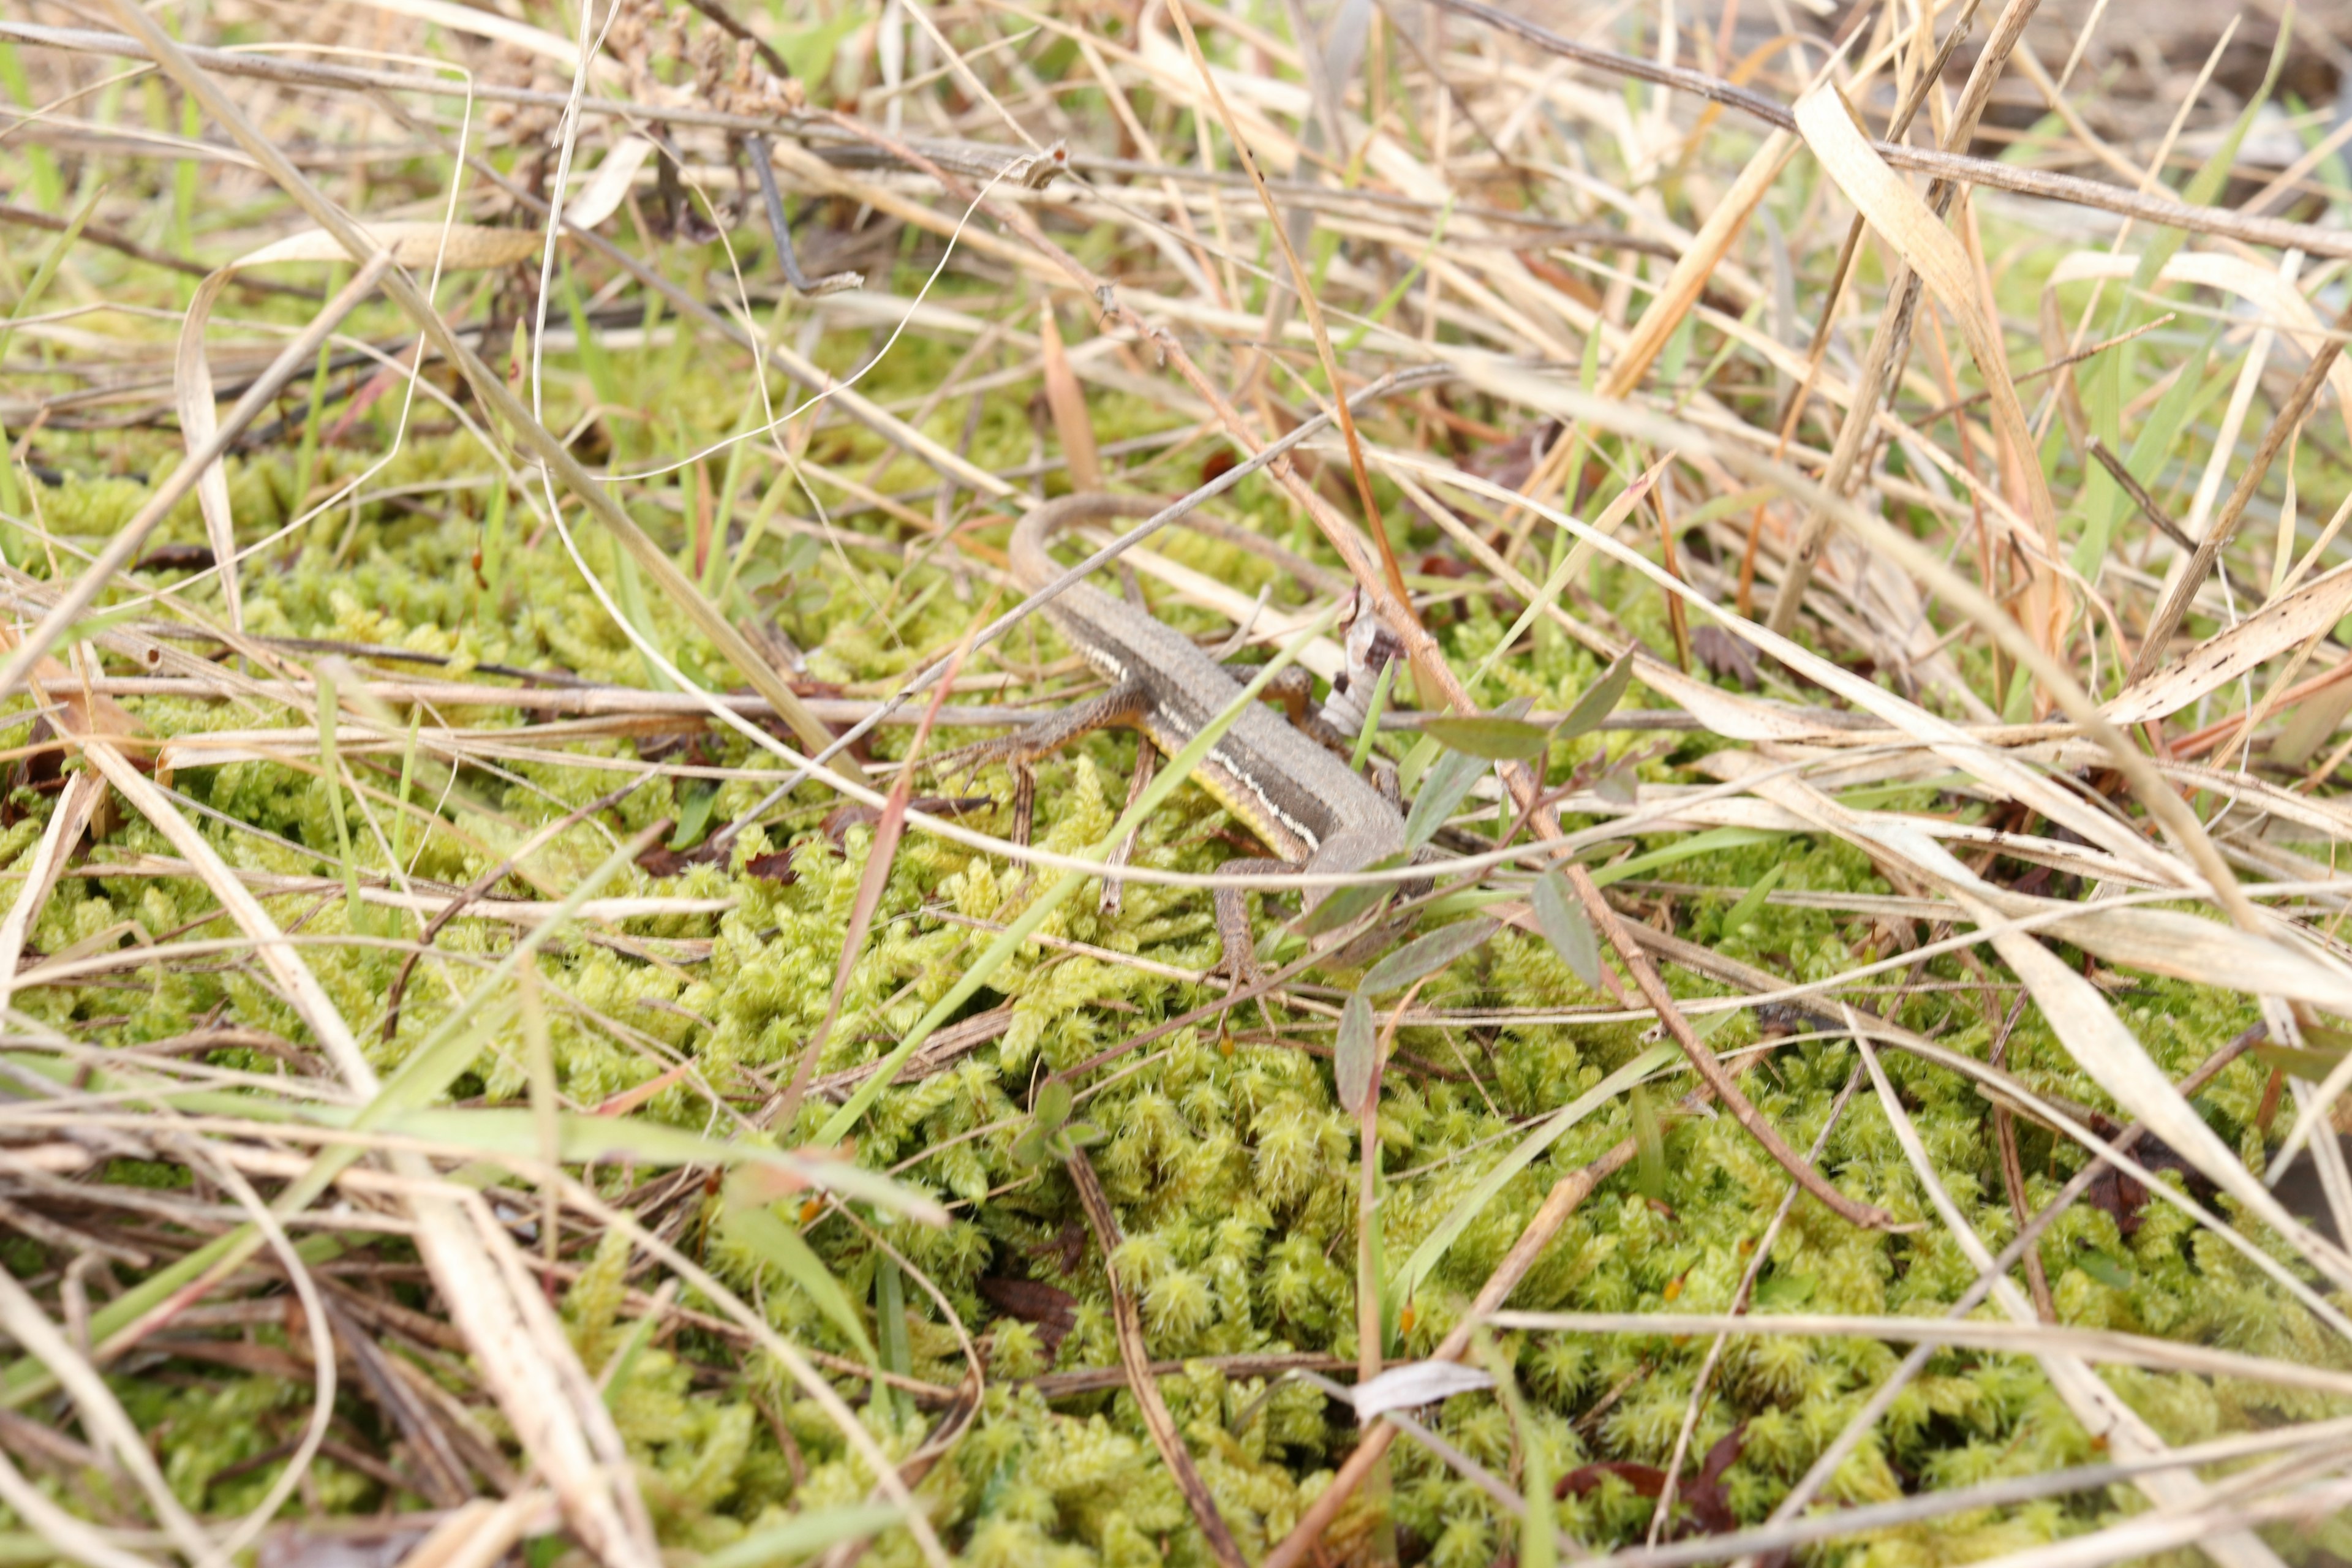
[6, 0, 2352, 1564]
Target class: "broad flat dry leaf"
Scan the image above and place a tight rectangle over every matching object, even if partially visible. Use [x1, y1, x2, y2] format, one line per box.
[1341, 1361, 1494, 1422]
[567, 136, 658, 232]
[2105, 562, 2352, 725]
[1792, 81, 2060, 652]
[1038, 309, 1100, 490]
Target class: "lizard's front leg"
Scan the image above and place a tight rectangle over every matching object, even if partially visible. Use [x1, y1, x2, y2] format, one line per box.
[929, 679, 1148, 845]
[1253, 663, 1360, 759]
[1254, 663, 1403, 801]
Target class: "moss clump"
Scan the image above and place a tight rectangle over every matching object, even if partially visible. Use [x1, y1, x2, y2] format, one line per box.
[6, 279, 2340, 1568]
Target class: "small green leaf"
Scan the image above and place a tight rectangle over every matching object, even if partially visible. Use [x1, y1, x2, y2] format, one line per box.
[701, 1505, 910, 1568]
[1348, 658, 1398, 772]
[719, 1202, 875, 1360]
[1032, 1079, 1073, 1131]
[1403, 746, 1488, 850]
[1588, 827, 1780, 889]
[734, 556, 785, 595]
[774, 10, 861, 83]
[1557, 650, 1635, 740]
[2255, 1042, 2349, 1081]
[778, 531, 823, 575]
[1397, 734, 1440, 801]
[1011, 1128, 1049, 1168]
[1421, 715, 1553, 761]
[1061, 1120, 1104, 1150]
[2076, 1248, 2135, 1289]
[1721, 863, 1785, 935]
[669, 781, 720, 850]
[1533, 870, 1600, 987]
[1593, 760, 1640, 805]
[1335, 992, 1376, 1114]
[2296, 1022, 2352, 1056]
[1294, 856, 1405, 936]
[1359, 918, 1499, 996]
[1630, 1083, 1665, 1202]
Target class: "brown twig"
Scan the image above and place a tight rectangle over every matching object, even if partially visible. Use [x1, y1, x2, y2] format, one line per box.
[2084, 437, 2196, 552]
[673, 0, 791, 79]
[0, 200, 317, 296]
[1567, 864, 1897, 1230]
[379, 781, 644, 1044]
[1064, 1149, 1248, 1568]
[1917, 314, 2176, 432]
[1983, 991, 2055, 1322]
[2125, 297, 2352, 685]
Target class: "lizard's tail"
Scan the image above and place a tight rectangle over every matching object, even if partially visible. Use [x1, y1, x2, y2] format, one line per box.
[1006, 492, 1164, 595]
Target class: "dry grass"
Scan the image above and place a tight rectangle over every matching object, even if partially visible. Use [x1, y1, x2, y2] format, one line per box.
[5, 0, 2352, 1564]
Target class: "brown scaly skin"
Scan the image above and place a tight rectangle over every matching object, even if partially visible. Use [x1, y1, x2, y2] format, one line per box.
[945, 493, 1412, 977]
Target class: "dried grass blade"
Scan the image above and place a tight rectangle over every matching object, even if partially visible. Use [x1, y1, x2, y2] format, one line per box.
[0, 770, 104, 1017]
[1917, 843, 2352, 1292]
[1568, 863, 1894, 1229]
[818, 605, 1338, 1142]
[109, 2, 862, 792]
[1385, 1043, 1680, 1321]
[0, 253, 390, 708]
[0, 1444, 160, 1568]
[1709, 751, 2352, 1011]
[173, 225, 537, 634]
[1036, 308, 1100, 491]
[1379, 440, 2186, 886]
[2106, 562, 2352, 725]
[388, 1494, 548, 1568]
[0, 1266, 220, 1567]
[1602, 131, 1799, 401]
[2049, 249, 2352, 454]
[423, 1194, 658, 1568]
[77, 730, 666, 1567]
[1490, 1308, 2352, 1399]
[1164, 0, 1415, 625]
[1790, 81, 2059, 654]
[774, 642, 941, 1124]
[1845, 1032, 2292, 1568]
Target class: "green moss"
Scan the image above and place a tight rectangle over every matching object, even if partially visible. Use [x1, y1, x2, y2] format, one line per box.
[3, 252, 2337, 1568]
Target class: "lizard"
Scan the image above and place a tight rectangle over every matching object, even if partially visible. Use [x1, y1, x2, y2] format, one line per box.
[946, 492, 1411, 977]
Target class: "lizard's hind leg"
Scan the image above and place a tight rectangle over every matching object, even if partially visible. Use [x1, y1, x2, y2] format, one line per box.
[925, 679, 1149, 846]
